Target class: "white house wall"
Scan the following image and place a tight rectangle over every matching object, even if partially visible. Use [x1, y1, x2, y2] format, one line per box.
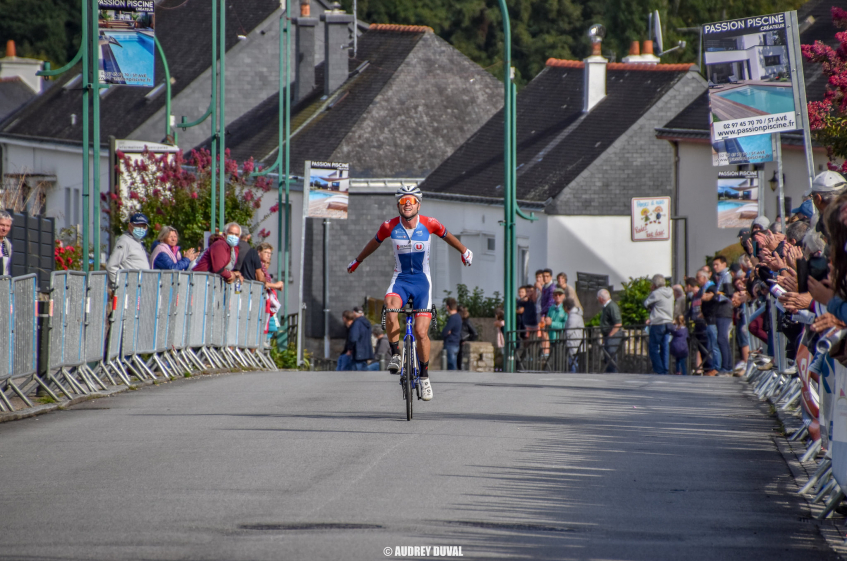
[674, 140, 827, 277]
[1, 140, 110, 236]
[546, 215, 672, 289]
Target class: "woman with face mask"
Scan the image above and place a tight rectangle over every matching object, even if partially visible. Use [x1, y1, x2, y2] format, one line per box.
[149, 226, 197, 271]
[191, 222, 244, 284]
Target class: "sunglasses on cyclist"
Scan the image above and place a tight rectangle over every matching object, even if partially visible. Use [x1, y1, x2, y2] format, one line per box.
[398, 196, 419, 206]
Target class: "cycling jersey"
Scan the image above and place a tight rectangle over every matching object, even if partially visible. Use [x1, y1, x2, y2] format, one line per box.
[374, 215, 447, 313]
[374, 215, 447, 276]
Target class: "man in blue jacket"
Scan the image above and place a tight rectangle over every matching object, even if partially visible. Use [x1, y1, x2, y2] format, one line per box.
[338, 310, 374, 371]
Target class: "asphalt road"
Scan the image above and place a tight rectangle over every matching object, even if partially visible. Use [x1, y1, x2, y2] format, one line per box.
[0, 370, 839, 561]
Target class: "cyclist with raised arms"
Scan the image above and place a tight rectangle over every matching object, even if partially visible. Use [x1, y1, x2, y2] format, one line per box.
[347, 185, 473, 401]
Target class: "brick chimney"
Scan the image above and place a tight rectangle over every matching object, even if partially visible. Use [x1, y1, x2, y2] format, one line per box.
[583, 33, 607, 112]
[623, 39, 659, 64]
[294, 3, 318, 102]
[0, 40, 43, 93]
[320, 8, 354, 96]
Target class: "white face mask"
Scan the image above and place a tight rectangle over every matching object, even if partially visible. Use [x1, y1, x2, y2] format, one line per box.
[226, 234, 239, 247]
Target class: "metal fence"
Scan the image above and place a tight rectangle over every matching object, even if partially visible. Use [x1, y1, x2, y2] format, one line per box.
[0, 270, 284, 413]
[506, 323, 743, 374]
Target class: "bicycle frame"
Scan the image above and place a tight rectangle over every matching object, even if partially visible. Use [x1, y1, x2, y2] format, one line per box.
[402, 314, 421, 398]
[380, 303, 437, 404]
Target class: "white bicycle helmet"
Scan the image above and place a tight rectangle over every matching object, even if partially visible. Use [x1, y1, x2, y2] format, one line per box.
[395, 185, 422, 201]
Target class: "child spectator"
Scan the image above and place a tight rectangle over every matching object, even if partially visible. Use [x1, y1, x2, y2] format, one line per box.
[669, 315, 690, 375]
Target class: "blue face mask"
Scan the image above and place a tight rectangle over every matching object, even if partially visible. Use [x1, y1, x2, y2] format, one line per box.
[226, 234, 239, 247]
[132, 227, 147, 240]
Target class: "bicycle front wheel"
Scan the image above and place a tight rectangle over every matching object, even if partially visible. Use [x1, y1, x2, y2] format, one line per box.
[405, 337, 413, 421]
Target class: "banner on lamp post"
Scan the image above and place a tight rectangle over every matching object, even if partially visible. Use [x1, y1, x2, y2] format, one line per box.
[98, 0, 156, 87]
[703, 13, 802, 141]
[717, 170, 759, 229]
[305, 161, 350, 219]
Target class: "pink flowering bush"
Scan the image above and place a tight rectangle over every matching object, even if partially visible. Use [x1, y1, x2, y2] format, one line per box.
[803, 7, 847, 172]
[111, 148, 275, 250]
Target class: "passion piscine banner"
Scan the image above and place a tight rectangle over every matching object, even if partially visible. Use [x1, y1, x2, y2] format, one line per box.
[703, 12, 802, 141]
[304, 161, 350, 219]
[716, 170, 759, 229]
[98, 0, 155, 87]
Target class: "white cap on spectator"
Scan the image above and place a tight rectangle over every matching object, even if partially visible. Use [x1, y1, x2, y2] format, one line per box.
[752, 215, 770, 230]
[805, 170, 847, 196]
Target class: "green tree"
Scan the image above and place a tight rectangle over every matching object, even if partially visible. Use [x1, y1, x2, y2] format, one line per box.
[618, 276, 653, 325]
[0, 0, 81, 68]
[111, 148, 277, 251]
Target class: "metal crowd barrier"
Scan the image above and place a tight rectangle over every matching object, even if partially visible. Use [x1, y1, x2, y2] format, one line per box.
[506, 326, 654, 374]
[0, 270, 280, 413]
[739, 294, 847, 530]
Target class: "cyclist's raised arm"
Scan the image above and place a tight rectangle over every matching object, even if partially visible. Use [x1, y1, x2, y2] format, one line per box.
[349, 219, 394, 273]
[442, 231, 467, 254]
[348, 238, 381, 273]
[443, 231, 473, 267]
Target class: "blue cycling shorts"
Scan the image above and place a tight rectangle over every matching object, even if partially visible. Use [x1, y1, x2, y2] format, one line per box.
[386, 273, 432, 316]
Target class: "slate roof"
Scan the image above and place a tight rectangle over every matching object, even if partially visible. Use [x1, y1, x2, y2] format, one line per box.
[0, 0, 280, 142]
[419, 60, 693, 202]
[0, 77, 35, 121]
[215, 24, 504, 178]
[215, 26, 424, 166]
[656, 0, 843, 143]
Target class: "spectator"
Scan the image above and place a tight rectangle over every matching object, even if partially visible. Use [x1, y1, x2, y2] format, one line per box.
[539, 268, 556, 317]
[731, 276, 750, 373]
[695, 270, 718, 376]
[233, 225, 252, 270]
[556, 272, 582, 312]
[149, 226, 197, 270]
[672, 284, 687, 320]
[367, 325, 391, 371]
[106, 212, 151, 285]
[494, 308, 505, 352]
[256, 243, 284, 289]
[808, 170, 846, 234]
[457, 305, 478, 370]
[710, 256, 735, 374]
[516, 286, 527, 332]
[533, 270, 544, 322]
[669, 315, 689, 375]
[517, 285, 538, 339]
[785, 220, 810, 248]
[192, 222, 243, 284]
[337, 309, 373, 371]
[545, 288, 568, 341]
[789, 198, 814, 222]
[0, 210, 12, 276]
[597, 289, 622, 373]
[238, 240, 265, 282]
[459, 305, 479, 343]
[441, 297, 461, 370]
[563, 297, 584, 372]
[256, 243, 283, 338]
[643, 274, 674, 375]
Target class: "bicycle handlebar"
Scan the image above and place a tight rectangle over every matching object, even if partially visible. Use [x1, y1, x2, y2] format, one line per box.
[380, 306, 438, 330]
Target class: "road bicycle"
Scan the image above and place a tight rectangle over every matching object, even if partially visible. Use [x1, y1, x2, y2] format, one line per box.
[382, 299, 437, 421]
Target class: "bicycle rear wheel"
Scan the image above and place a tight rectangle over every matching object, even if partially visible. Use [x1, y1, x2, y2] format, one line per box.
[405, 337, 413, 421]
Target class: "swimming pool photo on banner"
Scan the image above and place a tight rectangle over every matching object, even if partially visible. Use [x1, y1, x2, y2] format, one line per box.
[716, 171, 759, 229]
[98, 2, 155, 87]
